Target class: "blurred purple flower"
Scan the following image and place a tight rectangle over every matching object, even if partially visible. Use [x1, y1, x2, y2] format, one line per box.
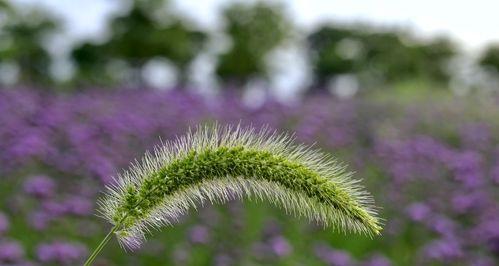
[189, 225, 210, 244]
[23, 175, 56, 198]
[0, 212, 9, 234]
[64, 196, 93, 216]
[8, 131, 52, 160]
[471, 216, 499, 254]
[262, 220, 282, 237]
[488, 237, 499, 255]
[363, 254, 392, 266]
[491, 163, 499, 185]
[314, 244, 353, 266]
[448, 151, 484, 188]
[0, 240, 24, 262]
[406, 202, 431, 222]
[269, 236, 292, 257]
[172, 245, 188, 264]
[28, 211, 52, 230]
[451, 191, 487, 214]
[41, 200, 67, 216]
[1, 88, 499, 264]
[426, 215, 456, 237]
[36, 241, 87, 265]
[423, 238, 463, 262]
[470, 256, 496, 266]
[251, 242, 271, 259]
[459, 123, 491, 150]
[214, 253, 232, 266]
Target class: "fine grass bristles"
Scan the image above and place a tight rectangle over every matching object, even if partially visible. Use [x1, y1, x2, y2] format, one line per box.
[85, 124, 381, 265]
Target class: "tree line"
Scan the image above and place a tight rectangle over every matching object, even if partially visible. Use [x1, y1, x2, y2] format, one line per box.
[1, 0, 499, 92]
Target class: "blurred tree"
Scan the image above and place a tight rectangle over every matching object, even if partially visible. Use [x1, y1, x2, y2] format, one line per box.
[362, 31, 413, 81]
[70, 42, 114, 86]
[364, 34, 455, 83]
[71, 0, 206, 87]
[307, 25, 362, 91]
[416, 37, 456, 82]
[215, 2, 291, 88]
[0, 0, 10, 12]
[307, 24, 456, 93]
[0, 2, 59, 86]
[479, 45, 499, 73]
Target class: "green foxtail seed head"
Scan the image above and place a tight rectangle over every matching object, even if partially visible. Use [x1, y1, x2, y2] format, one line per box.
[98, 124, 382, 249]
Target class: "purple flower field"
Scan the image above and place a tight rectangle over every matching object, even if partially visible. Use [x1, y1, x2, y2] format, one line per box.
[0, 89, 498, 265]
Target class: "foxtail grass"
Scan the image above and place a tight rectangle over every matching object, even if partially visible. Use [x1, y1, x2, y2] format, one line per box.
[84, 124, 382, 265]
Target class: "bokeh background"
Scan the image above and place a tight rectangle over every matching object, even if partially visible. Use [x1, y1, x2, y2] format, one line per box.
[1, 0, 499, 265]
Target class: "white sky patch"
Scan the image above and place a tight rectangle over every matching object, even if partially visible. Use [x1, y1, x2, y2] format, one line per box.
[142, 58, 178, 89]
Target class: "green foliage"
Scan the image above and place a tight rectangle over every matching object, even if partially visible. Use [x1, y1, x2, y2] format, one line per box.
[215, 2, 291, 86]
[70, 43, 114, 86]
[307, 26, 361, 87]
[71, 0, 206, 87]
[0, 2, 59, 86]
[479, 44, 499, 73]
[0, 0, 461, 93]
[307, 25, 457, 91]
[99, 125, 381, 249]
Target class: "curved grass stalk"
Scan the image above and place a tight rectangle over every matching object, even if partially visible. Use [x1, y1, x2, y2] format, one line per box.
[84, 124, 382, 265]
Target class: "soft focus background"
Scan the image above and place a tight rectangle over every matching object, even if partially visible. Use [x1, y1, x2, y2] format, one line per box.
[1, 0, 499, 265]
